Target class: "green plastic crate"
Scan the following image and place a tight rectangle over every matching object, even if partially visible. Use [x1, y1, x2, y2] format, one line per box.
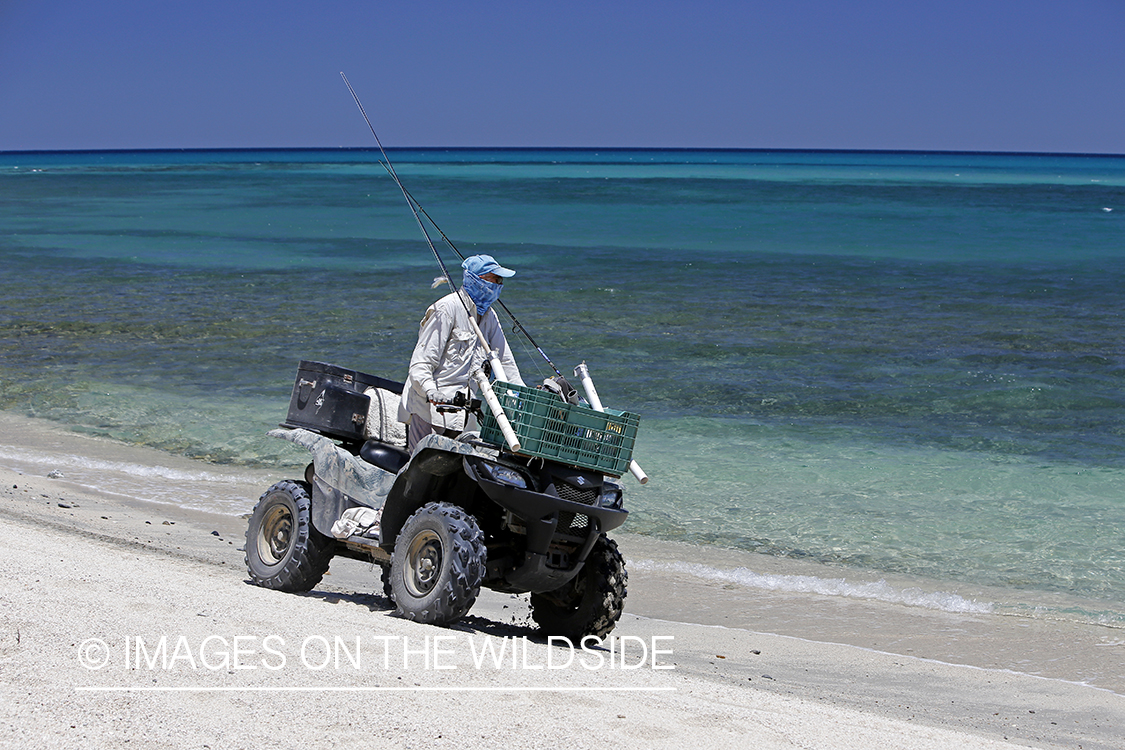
[479, 381, 639, 476]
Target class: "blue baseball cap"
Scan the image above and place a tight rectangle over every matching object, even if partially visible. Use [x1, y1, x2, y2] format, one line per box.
[462, 254, 515, 278]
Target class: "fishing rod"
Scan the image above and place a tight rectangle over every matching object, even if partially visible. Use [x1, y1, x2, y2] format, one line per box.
[341, 74, 646, 484]
[348, 82, 562, 379]
[342, 72, 557, 380]
[341, 72, 522, 452]
[339, 73, 505, 376]
[339, 77, 458, 306]
[389, 174, 564, 380]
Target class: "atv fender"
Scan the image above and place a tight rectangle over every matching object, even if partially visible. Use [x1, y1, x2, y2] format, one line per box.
[268, 428, 397, 538]
[379, 432, 502, 551]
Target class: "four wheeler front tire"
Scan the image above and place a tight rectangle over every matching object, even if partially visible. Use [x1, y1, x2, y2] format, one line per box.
[245, 480, 335, 592]
[530, 535, 628, 641]
[388, 502, 486, 626]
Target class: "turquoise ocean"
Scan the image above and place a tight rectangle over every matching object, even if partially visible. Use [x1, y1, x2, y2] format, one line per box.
[2, 148, 1123, 624]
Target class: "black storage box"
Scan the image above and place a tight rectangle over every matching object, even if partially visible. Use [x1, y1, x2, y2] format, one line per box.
[281, 361, 403, 442]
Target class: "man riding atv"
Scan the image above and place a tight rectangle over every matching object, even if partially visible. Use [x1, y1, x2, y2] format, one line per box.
[399, 254, 524, 449]
[244, 257, 639, 640]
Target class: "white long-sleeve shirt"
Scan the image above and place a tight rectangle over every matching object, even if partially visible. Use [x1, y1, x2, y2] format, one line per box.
[397, 289, 524, 430]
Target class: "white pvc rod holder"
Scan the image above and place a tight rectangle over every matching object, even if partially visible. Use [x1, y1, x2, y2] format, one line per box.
[574, 363, 648, 484]
[473, 369, 520, 453]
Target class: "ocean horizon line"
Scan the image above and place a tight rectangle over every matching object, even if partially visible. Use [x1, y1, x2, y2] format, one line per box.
[3, 145, 1124, 159]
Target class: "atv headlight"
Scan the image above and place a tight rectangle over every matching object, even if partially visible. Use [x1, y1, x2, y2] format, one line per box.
[598, 484, 623, 509]
[485, 464, 528, 489]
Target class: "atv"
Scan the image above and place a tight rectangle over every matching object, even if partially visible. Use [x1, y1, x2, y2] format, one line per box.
[245, 360, 639, 640]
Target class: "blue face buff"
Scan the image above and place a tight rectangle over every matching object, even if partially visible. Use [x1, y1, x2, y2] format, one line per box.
[462, 271, 502, 315]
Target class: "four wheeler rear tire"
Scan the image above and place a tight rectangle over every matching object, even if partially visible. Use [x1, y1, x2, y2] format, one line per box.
[245, 480, 335, 592]
[530, 535, 628, 641]
[388, 502, 486, 626]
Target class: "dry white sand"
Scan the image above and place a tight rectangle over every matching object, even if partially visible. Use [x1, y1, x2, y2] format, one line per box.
[2, 429, 1124, 748]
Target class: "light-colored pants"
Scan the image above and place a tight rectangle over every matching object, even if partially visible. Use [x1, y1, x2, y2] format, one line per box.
[406, 417, 459, 451]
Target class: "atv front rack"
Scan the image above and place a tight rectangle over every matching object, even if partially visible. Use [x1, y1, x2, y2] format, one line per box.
[479, 381, 639, 476]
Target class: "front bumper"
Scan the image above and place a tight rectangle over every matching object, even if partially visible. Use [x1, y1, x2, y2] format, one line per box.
[464, 457, 628, 593]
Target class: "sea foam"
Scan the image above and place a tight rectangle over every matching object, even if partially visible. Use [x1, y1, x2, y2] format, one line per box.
[631, 559, 994, 614]
[0, 445, 264, 514]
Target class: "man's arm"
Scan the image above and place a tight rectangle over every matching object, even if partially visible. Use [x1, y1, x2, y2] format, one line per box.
[408, 308, 454, 400]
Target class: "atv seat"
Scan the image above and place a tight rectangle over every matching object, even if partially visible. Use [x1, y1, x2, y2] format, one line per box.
[359, 440, 410, 474]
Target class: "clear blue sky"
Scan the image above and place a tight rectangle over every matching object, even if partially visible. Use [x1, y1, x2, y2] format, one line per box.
[1, 0, 1122, 153]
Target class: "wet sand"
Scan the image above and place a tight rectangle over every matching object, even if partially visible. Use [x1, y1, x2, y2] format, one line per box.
[1, 414, 1123, 748]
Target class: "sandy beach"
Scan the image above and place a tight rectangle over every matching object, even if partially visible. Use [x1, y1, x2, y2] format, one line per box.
[2, 416, 1123, 749]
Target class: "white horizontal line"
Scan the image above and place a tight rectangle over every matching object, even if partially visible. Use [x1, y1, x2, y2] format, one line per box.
[76, 685, 676, 693]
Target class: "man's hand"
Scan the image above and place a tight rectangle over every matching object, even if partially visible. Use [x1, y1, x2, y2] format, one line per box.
[426, 388, 455, 405]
